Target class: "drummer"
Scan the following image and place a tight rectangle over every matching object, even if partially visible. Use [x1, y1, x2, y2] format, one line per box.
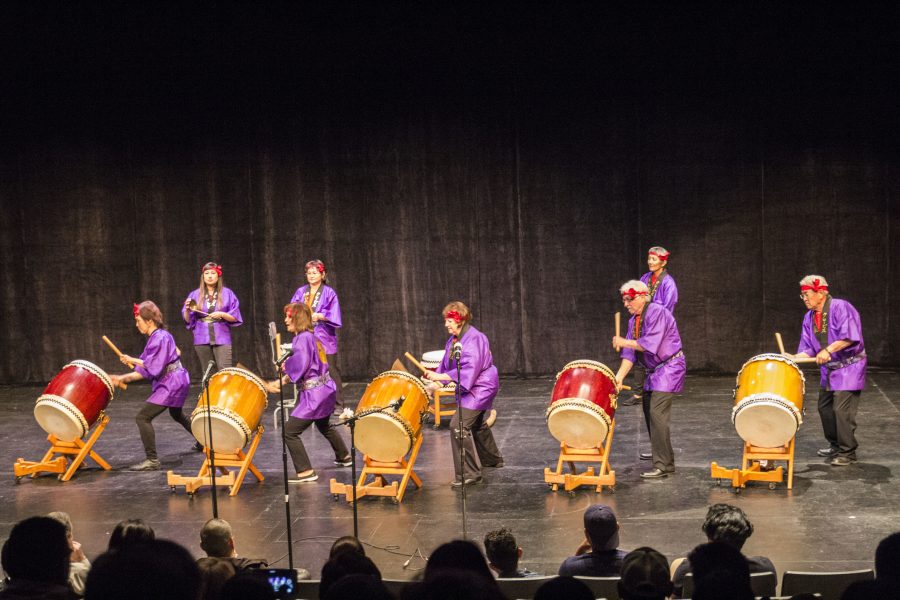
[109, 301, 194, 471]
[264, 303, 351, 483]
[290, 260, 344, 413]
[611, 281, 685, 479]
[782, 275, 866, 466]
[182, 262, 242, 373]
[623, 247, 679, 408]
[422, 302, 503, 488]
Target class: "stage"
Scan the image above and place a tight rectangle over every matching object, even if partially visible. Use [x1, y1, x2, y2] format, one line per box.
[1, 371, 897, 582]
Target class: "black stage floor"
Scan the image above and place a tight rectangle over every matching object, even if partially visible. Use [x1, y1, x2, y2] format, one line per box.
[1, 370, 898, 583]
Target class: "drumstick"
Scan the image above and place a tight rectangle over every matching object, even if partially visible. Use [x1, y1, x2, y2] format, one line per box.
[404, 352, 429, 374]
[775, 332, 786, 354]
[101, 336, 129, 390]
[615, 312, 621, 338]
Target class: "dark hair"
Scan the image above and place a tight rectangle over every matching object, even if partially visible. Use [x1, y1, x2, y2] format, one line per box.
[483, 528, 519, 574]
[330, 535, 366, 558]
[401, 569, 506, 600]
[284, 302, 314, 333]
[108, 518, 156, 551]
[198, 262, 224, 309]
[618, 546, 673, 600]
[200, 518, 233, 558]
[221, 571, 277, 600]
[323, 574, 392, 600]
[0, 516, 71, 585]
[876, 531, 900, 584]
[701, 503, 753, 549]
[197, 557, 236, 600]
[424, 540, 493, 583]
[534, 576, 594, 600]
[687, 542, 752, 599]
[86, 539, 201, 600]
[135, 300, 165, 329]
[320, 552, 382, 598]
[692, 569, 754, 600]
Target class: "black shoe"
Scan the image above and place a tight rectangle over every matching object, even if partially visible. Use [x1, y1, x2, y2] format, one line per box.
[817, 447, 839, 458]
[450, 477, 482, 488]
[129, 459, 161, 471]
[830, 456, 858, 466]
[640, 468, 668, 479]
[483, 462, 504, 468]
[192, 441, 204, 452]
[620, 396, 641, 406]
[639, 452, 652, 461]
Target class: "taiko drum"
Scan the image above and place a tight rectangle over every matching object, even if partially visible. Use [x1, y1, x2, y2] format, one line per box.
[732, 353, 805, 448]
[547, 359, 619, 449]
[34, 360, 115, 442]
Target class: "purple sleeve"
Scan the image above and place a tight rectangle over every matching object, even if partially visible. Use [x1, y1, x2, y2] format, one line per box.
[655, 277, 678, 312]
[435, 337, 454, 375]
[797, 312, 818, 355]
[636, 305, 666, 356]
[317, 287, 342, 328]
[621, 315, 637, 363]
[183, 290, 199, 330]
[222, 288, 243, 327]
[829, 300, 862, 345]
[284, 334, 314, 383]
[135, 332, 172, 380]
[290, 286, 306, 304]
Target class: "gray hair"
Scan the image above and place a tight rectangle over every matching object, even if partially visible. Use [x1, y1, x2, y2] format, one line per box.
[620, 280, 649, 296]
[799, 274, 829, 288]
[648, 246, 669, 259]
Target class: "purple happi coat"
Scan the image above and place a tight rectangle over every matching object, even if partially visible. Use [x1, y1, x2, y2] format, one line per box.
[640, 270, 678, 312]
[290, 285, 342, 355]
[797, 297, 866, 391]
[284, 331, 336, 420]
[436, 325, 499, 411]
[622, 303, 685, 393]
[183, 287, 243, 345]
[134, 329, 190, 408]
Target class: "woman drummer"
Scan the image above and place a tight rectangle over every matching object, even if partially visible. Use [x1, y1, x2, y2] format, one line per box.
[290, 260, 343, 412]
[182, 262, 242, 373]
[109, 301, 195, 471]
[264, 303, 351, 483]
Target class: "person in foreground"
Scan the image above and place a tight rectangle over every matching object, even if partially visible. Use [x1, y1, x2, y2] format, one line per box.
[558, 503, 628, 576]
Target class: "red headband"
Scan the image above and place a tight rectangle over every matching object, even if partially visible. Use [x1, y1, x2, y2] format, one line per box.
[315, 263, 325, 273]
[800, 279, 828, 293]
[649, 251, 670, 262]
[445, 310, 464, 323]
[622, 289, 649, 299]
[285, 307, 296, 319]
[204, 265, 222, 276]
[133, 303, 141, 317]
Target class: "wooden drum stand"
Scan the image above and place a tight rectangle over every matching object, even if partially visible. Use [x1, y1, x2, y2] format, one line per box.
[544, 420, 617, 493]
[14, 414, 113, 482]
[167, 425, 265, 497]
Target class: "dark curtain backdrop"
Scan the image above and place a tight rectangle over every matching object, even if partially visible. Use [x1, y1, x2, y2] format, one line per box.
[2, 5, 898, 384]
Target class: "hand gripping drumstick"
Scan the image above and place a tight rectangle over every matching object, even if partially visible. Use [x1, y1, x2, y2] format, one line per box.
[404, 352, 429, 374]
[613, 313, 634, 390]
[774, 332, 817, 363]
[101, 336, 129, 390]
[775, 332, 786, 354]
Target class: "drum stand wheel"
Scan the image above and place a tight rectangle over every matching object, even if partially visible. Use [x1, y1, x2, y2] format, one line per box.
[710, 437, 796, 491]
[14, 414, 113, 482]
[543, 420, 617, 493]
[329, 434, 424, 504]
[167, 425, 265, 498]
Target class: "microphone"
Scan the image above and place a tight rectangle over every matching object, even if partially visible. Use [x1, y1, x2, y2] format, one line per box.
[388, 396, 406, 411]
[275, 348, 294, 367]
[451, 342, 462, 361]
[268, 321, 277, 342]
[201, 360, 216, 384]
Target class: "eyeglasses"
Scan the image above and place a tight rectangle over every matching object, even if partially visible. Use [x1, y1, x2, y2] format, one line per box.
[622, 297, 638, 303]
[799, 292, 819, 300]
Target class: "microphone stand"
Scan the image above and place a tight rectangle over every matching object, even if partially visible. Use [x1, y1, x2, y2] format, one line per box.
[452, 349, 468, 540]
[336, 399, 403, 539]
[201, 361, 218, 518]
[275, 357, 294, 571]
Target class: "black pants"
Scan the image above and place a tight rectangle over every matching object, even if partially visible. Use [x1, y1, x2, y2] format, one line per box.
[284, 415, 349, 473]
[641, 391, 675, 471]
[818, 389, 860, 459]
[194, 344, 233, 372]
[450, 408, 503, 480]
[136, 403, 193, 460]
[327, 354, 343, 410]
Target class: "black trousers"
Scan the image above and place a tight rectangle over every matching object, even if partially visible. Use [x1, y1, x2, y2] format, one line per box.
[194, 344, 233, 371]
[641, 391, 675, 471]
[284, 415, 349, 473]
[818, 389, 860, 458]
[327, 353, 343, 410]
[449, 408, 503, 480]
[135, 403, 193, 460]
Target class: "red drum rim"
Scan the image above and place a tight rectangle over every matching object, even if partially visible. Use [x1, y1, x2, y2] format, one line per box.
[556, 360, 617, 383]
[65, 360, 115, 399]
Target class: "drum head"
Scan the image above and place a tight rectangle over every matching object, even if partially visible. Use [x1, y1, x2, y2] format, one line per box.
[355, 413, 411, 462]
[733, 399, 799, 448]
[420, 350, 445, 369]
[191, 412, 248, 454]
[547, 402, 610, 449]
[34, 397, 87, 442]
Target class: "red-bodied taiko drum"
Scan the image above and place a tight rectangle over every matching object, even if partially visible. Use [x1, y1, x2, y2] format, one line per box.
[34, 360, 115, 442]
[547, 360, 619, 449]
[732, 353, 805, 448]
[191, 368, 268, 454]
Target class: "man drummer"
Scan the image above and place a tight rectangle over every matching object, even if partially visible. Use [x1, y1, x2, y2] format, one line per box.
[612, 280, 685, 479]
[783, 275, 866, 466]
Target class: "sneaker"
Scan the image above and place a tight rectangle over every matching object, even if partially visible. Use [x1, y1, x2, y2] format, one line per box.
[639, 452, 652, 461]
[129, 459, 161, 471]
[640, 468, 668, 479]
[290, 472, 319, 483]
[817, 446, 839, 458]
[830, 456, 858, 466]
[334, 456, 353, 467]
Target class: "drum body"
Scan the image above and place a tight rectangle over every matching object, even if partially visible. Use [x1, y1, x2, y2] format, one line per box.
[547, 360, 618, 448]
[355, 370, 429, 462]
[34, 360, 115, 442]
[732, 353, 805, 448]
[191, 368, 268, 454]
